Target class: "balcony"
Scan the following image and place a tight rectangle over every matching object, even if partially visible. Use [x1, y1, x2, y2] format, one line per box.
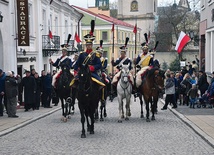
[42, 35, 60, 57]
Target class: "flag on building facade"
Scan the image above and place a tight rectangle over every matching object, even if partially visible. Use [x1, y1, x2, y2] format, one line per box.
[49, 30, 53, 39]
[133, 24, 137, 34]
[75, 32, 81, 43]
[175, 31, 190, 54]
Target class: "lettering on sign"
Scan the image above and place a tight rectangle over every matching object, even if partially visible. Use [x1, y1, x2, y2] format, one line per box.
[17, 0, 29, 46]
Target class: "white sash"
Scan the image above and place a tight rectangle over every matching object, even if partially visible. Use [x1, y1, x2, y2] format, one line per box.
[59, 56, 68, 66]
[118, 57, 128, 66]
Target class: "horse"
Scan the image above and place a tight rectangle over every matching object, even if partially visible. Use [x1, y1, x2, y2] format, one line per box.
[117, 64, 132, 123]
[75, 64, 101, 138]
[95, 72, 108, 121]
[138, 68, 165, 122]
[56, 64, 74, 122]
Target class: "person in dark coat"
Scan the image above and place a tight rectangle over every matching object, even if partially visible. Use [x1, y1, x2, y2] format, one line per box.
[43, 72, 52, 108]
[34, 72, 42, 110]
[21, 70, 36, 111]
[5, 71, 21, 117]
[40, 70, 46, 107]
[197, 70, 209, 96]
[0, 69, 6, 116]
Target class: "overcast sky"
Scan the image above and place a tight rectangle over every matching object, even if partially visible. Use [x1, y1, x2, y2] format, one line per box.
[69, 0, 181, 8]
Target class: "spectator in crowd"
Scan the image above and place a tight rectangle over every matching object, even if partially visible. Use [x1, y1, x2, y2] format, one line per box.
[187, 84, 198, 108]
[161, 73, 177, 110]
[197, 70, 209, 96]
[5, 71, 21, 117]
[43, 71, 52, 108]
[31, 69, 36, 77]
[0, 69, 6, 116]
[40, 70, 46, 107]
[34, 72, 42, 110]
[180, 73, 193, 106]
[187, 62, 193, 76]
[192, 60, 198, 72]
[181, 66, 188, 77]
[21, 70, 36, 112]
[211, 71, 214, 85]
[175, 72, 182, 105]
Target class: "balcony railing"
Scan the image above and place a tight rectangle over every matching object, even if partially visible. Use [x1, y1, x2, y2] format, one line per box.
[42, 35, 60, 57]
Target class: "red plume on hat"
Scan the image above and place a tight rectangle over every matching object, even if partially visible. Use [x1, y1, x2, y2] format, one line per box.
[90, 20, 95, 36]
[144, 33, 148, 45]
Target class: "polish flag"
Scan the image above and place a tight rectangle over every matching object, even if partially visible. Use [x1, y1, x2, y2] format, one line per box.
[111, 23, 114, 32]
[49, 30, 53, 39]
[175, 31, 190, 54]
[133, 24, 137, 34]
[75, 32, 81, 43]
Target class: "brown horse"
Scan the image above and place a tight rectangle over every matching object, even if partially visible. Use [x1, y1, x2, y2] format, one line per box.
[138, 68, 165, 122]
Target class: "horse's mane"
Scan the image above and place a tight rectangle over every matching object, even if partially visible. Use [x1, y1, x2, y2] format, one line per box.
[146, 67, 165, 79]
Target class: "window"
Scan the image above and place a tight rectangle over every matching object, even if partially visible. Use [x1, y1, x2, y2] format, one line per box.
[42, 10, 46, 35]
[102, 31, 108, 41]
[130, 0, 138, 12]
[55, 17, 58, 35]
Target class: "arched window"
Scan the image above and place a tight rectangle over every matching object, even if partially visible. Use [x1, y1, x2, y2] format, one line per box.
[130, 0, 138, 12]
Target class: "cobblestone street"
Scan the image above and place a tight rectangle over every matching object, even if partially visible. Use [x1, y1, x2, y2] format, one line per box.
[0, 98, 214, 155]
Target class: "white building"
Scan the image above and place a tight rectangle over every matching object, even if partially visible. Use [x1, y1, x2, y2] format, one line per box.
[200, 0, 214, 73]
[0, 0, 83, 76]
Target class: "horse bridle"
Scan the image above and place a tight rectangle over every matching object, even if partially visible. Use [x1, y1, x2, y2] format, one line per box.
[119, 70, 131, 94]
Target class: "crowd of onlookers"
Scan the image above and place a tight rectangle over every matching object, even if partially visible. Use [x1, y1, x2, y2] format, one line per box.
[0, 69, 59, 118]
[162, 60, 214, 110]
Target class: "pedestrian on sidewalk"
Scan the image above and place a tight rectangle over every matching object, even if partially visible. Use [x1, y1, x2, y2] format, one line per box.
[161, 73, 177, 110]
[0, 69, 6, 116]
[20, 70, 36, 112]
[34, 72, 42, 110]
[187, 84, 198, 108]
[5, 71, 21, 117]
[43, 71, 52, 108]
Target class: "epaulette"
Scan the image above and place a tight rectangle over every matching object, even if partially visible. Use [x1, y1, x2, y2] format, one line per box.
[96, 52, 101, 57]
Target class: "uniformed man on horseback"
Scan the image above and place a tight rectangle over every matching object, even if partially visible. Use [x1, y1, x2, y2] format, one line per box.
[49, 45, 72, 87]
[111, 37, 133, 86]
[71, 20, 105, 90]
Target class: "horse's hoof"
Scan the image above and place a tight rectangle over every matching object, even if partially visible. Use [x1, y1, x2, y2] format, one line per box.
[146, 118, 150, 122]
[104, 113, 107, 117]
[151, 117, 155, 121]
[125, 117, 129, 121]
[87, 128, 90, 132]
[140, 115, 144, 118]
[128, 112, 131, 117]
[100, 118, 104, 121]
[71, 111, 74, 115]
[67, 115, 71, 119]
[121, 115, 125, 119]
[81, 134, 86, 138]
[118, 120, 122, 123]
[90, 131, 94, 134]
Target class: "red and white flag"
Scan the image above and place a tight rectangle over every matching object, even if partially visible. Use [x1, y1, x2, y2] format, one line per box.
[175, 31, 190, 54]
[133, 24, 137, 34]
[74, 32, 81, 43]
[49, 30, 53, 39]
[111, 23, 114, 32]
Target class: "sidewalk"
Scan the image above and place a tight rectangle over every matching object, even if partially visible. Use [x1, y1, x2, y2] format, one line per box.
[0, 104, 61, 137]
[160, 99, 214, 147]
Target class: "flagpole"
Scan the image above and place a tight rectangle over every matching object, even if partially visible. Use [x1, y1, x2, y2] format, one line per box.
[110, 23, 115, 102]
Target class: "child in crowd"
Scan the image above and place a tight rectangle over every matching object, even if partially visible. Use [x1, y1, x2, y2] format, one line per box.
[187, 84, 198, 108]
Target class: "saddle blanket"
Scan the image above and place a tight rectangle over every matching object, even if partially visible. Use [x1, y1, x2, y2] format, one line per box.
[136, 66, 151, 88]
[52, 69, 74, 87]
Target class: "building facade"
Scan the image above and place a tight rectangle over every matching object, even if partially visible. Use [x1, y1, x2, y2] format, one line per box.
[117, 0, 157, 43]
[200, 0, 214, 73]
[72, 6, 141, 73]
[1, 0, 82, 76]
[0, 0, 17, 73]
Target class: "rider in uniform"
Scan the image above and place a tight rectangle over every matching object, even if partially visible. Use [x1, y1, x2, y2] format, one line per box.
[49, 45, 72, 87]
[111, 37, 133, 86]
[71, 20, 105, 90]
[135, 42, 154, 88]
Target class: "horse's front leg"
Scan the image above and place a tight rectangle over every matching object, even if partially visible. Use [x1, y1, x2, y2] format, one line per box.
[125, 95, 131, 120]
[61, 99, 67, 122]
[151, 98, 158, 120]
[100, 100, 105, 121]
[139, 95, 144, 118]
[118, 96, 123, 123]
[80, 109, 86, 138]
[145, 99, 150, 122]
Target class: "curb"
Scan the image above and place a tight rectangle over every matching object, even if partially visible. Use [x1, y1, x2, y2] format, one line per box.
[160, 99, 214, 148]
[0, 107, 61, 137]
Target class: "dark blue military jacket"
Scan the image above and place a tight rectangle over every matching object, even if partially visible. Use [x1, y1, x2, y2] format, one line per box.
[52, 56, 72, 69]
[112, 57, 132, 70]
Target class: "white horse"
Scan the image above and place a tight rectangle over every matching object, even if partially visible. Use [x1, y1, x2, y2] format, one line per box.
[117, 64, 132, 123]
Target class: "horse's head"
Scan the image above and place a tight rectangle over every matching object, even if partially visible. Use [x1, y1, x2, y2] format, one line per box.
[57, 64, 72, 90]
[121, 63, 130, 83]
[78, 64, 91, 89]
[153, 69, 165, 90]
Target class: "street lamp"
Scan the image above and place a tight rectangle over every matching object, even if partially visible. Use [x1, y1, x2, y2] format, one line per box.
[0, 12, 3, 22]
